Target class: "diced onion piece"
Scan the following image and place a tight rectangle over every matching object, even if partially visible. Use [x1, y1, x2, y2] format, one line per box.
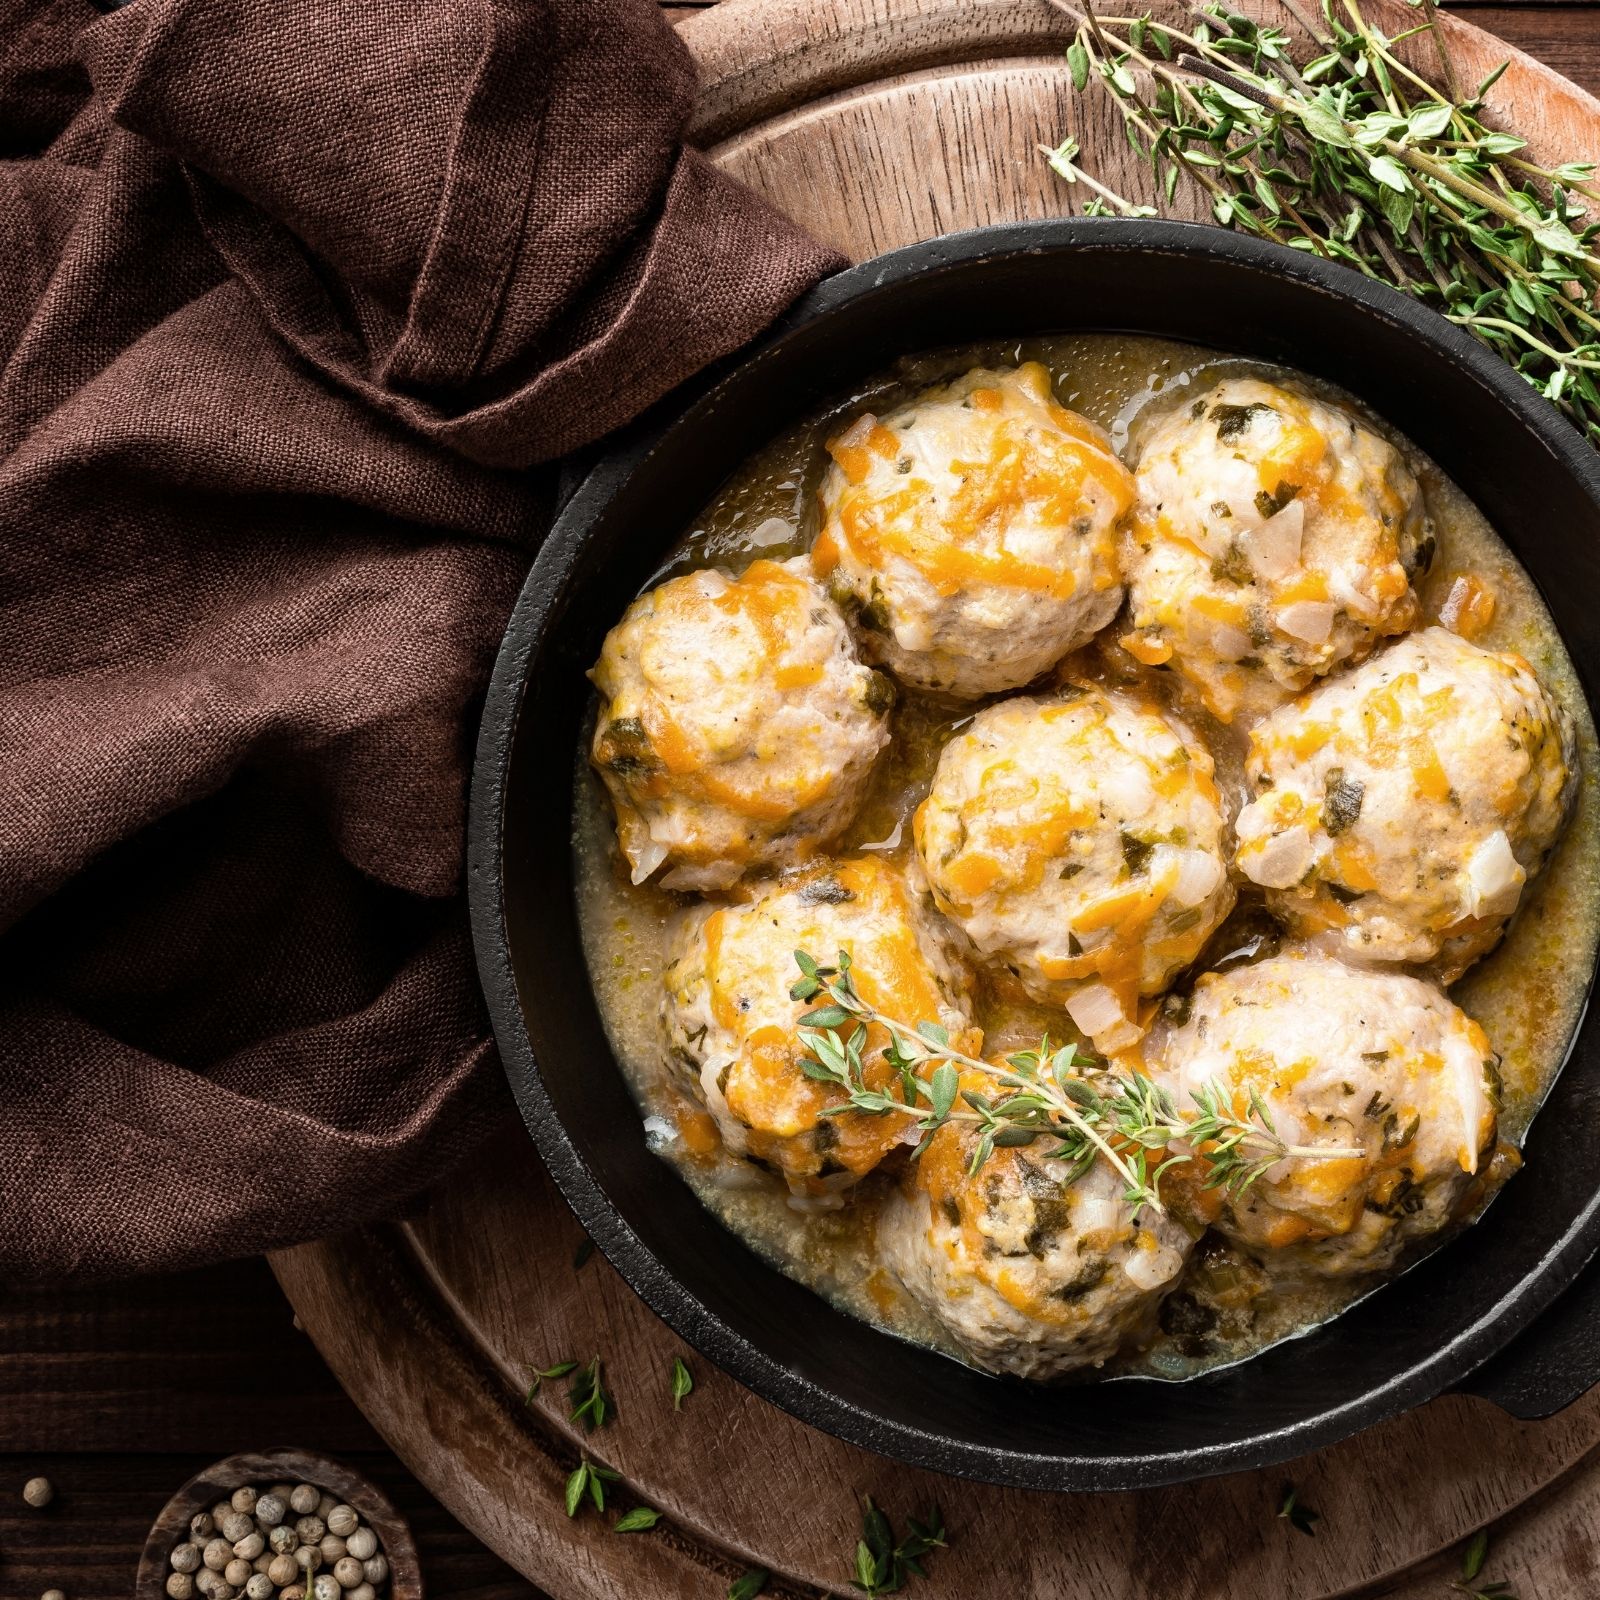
[833, 412, 877, 450]
[749, 516, 796, 548]
[1249, 499, 1305, 582]
[1073, 1194, 1122, 1238]
[1123, 1240, 1185, 1292]
[629, 838, 670, 884]
[1099, 761, 1156, 818]
[1277, 600, 1337, 646]
[1240, 825, 1314, 889]
[1209, 622, 1253, 663]
[1167, 847, 1225, 909]
[1065, 983, 1128, 1041]
[1466, 829, 1525, 918]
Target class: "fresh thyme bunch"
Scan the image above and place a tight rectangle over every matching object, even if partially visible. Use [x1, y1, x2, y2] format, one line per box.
[790, 949, 1359, 1213]
[1039, 0, 1600, 441]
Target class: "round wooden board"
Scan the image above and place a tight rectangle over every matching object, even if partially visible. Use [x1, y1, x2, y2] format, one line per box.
[273, 2, 1600, 1594]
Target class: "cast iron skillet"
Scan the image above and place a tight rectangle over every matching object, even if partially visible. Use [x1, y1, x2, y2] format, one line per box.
[469, 219, 1600, 1490]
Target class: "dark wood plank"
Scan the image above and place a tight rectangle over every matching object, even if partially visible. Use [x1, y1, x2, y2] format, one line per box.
[0, 1262, 544, 1599]
[1454, 8, 1600, 95]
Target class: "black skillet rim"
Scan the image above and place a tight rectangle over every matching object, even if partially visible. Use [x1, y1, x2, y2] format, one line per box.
[468, 218, 1600, 1490]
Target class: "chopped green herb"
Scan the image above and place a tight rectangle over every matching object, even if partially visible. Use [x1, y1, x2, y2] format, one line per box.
[525, 1359, 578, 1404]
[728, 1570, 771, 1600]
[670, 1355, 694, 1412]
[849, 1497, 947, 1596]
[568, 1356, 613, 1432]
[1278, 1483, 1320, 1536]
[612, 1506, 663, 1534]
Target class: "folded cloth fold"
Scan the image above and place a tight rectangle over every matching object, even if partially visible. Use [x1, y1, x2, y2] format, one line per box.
[0, 0, 841, 1279]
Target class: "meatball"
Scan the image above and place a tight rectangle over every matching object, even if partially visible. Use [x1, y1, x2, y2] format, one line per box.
[1119, 377, 1429, 722]
[879, 1093, 1193, 1376]
[661, 856, 978, 1199]
[1236, 627, 1576, 980]
[914, 689, 1234, 1052]
[813, 362, 1134, 698]
[591, 556, 891, 891]
[1146, 949, 1498, 1277]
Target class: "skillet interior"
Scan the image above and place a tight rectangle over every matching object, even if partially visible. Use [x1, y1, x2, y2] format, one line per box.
[471, 219, 1600, 1490]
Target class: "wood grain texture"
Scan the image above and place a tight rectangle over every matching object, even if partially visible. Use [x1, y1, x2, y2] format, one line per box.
[270, 2, 1600, 1596]
[0, 1263, 538, 1600]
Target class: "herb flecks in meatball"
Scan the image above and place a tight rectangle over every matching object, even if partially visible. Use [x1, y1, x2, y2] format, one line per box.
[590, 555, 890, 891]
[660, 857, 978, 1200]
[1120, 377, 1428, 722]
[1145, 948, 1499, 1278]
[880, 1082, 1193, 1377]
[815, 362, 1134, 698]
[915, 689, 1234, 1051]
[1236, 627, 1576, 979]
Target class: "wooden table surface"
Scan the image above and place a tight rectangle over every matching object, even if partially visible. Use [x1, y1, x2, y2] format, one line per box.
[4, 4, 1598, 1597]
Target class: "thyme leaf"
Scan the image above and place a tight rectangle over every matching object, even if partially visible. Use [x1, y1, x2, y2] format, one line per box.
[1278, 1483, 1321, 1536]
[568, 1355, 613, 1432]
[849, 1497, 947, 1596]
[670, 1355, 694, 1411]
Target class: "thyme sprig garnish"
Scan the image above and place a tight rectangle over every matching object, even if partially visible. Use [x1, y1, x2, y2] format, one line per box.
[793, 948, 1360, 1214]
[1039, 0, 1600, 441]
[1278, 1482, 1321, 1536]
[1453, 1528, 1519, 1599]
[567, 1354, 613, 1432]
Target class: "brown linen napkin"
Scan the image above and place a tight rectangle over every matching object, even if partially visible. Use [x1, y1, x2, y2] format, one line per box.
[0, 0, 841, 1278]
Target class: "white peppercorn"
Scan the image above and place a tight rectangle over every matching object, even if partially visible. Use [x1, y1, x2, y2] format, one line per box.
[23, 1477, 54, 1509]
[269, 1525, 297, 1555]
[295, 1516, 325, 1545]
[190, 1511, 215, 1541]
[222, 1512, 254, 1544]
[171, 1544, 202, 1575]
[232, 1531, 264, 1561]
[223, 1560, 251, 1588]
[252, 1556, 270, 1575]
[294, 1546, 319, 1573]
[342, 1528, 375, 1562]
[267, 1552, 299, 1586]
[332, 1557, 363, 1590]
[42, 1589, 66, 1600]
[346, 1587, 375, 1600]
[289, 1484, 319, 1515]
[319, 1535, 346, 1562]
[253, 1491, 286, 1528]
[203, 1540, 231, 1572]
[281, 1589, 305, 1600]
[230, 1485, 258, 1516]
[361, 1555, 387, 1586]
[312, 1576, 339, 1600]
[244, 1577, 272, 1600]
[324, 1505, 358, 1539]
[166, 1575, 194, 1600]
[212, 1500, 232, 1525]
[316, 1493, 337, 1520]
[210, 1587, 235, 1600]
[193, 1569, 218, 1597]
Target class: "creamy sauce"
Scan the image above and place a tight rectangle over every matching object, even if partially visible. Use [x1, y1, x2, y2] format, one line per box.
[572, 335, 1600, 1380]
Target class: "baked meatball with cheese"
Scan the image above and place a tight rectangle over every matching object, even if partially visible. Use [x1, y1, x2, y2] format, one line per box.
[1236, 627, 1576, 980]
[1119, 377, 1430, 722]
[880, 1091, 1193, 1376]
[915, 690, 1234, 1052]
[814, 362, 1134, 698]
[661, 856, 977, 1199]
[1146, 949, 1498, 1278]
[591, 556, 892, 891]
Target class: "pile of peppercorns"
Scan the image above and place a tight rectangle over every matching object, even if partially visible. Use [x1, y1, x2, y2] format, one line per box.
[164, 1483, 389, 1600]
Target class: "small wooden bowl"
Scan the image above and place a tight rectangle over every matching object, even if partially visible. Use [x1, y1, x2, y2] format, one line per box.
[135, 1448, 422, 1599]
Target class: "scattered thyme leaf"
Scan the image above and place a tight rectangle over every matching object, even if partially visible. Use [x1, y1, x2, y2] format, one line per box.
[728, 1570, 771, 1600]
[670, 1355, 694, 1411]
[525, 1358, 578, 1403]
[564, 1458, 620, 1519]
[1278, 1483, 1321, 1537]
[612, 1506, 663, 1534]
[848, 1497, 947, 1595]
[573, 1236, 596, 1270]
[568, 1355, 613, 1432]
[1463, 1529, 1491, 1582]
